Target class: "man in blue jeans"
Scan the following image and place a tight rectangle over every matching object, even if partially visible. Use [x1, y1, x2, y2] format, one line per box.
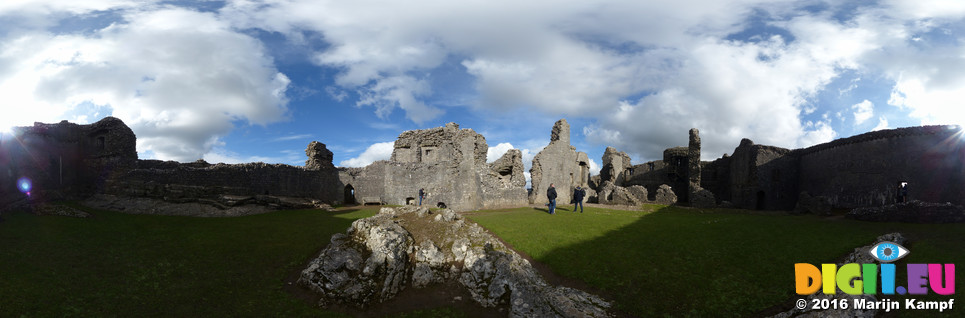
[547, 183, 557, 214]
[418, 188, 425, 206]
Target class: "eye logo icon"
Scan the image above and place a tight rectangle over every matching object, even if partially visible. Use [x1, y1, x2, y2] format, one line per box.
[869, 241, 909, 263]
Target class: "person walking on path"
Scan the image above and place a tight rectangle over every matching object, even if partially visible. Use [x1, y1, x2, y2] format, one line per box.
[547, 183, 558, 214]
[418, 188, 425, 206]
[573, 186, 585, 213]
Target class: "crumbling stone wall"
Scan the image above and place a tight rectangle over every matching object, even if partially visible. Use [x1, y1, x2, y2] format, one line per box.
[529, 119, 590, 205]
[687, 128, 703, 204]
[340, 123, 527, 211]
[600, 147, 631, 186]
[1, 117, 137, 206]
[719, 138, 794, 210]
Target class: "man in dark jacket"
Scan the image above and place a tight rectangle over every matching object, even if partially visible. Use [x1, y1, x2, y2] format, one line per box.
[573, 186, 585, 213]
[547, 183, 557, 214]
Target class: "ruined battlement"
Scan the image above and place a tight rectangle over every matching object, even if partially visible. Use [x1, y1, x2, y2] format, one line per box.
[391, 122, 487, 165]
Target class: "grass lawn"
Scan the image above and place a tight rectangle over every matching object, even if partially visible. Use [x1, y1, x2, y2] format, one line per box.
[0, 204, 381, 317]
[465, 205, 965, 317]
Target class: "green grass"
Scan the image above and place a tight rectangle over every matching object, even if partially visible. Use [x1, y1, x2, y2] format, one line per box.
[0, 204, 375, 317]
[3, 203, 961, 317]
[466, 205, 965, 317]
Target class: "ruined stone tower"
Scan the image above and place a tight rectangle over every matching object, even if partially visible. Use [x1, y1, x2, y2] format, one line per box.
[529, 119, 590, 205]
[601, 146, 632, 186]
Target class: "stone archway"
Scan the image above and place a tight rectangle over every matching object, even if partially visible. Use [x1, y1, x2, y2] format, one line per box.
[344, 184, 356, 205]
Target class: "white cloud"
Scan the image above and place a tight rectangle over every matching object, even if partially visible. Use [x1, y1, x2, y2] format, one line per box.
[588, 158, 601, 176]
[852, 100, 874, 125]
[872, 116, 890, 131]
[0, 7, 290, 161]
[486, 142, 515, 163]
[339, 141, 394, 167]
[271, 134, 312, 142]
[203, 147, 301, 165]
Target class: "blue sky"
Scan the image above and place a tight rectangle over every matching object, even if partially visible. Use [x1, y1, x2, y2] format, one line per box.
[2, 0, 964, 183]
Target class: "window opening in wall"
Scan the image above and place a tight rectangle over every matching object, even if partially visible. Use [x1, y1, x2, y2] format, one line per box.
[648, 162, 655, 171]
[406, 197, 416, 205]
[96, 136, 106, 151]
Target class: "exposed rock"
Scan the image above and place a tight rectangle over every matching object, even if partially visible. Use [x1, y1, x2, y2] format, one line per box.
[846, 201, 965, 223]
[299, 206, 612, 317]
[653, 184, 677, 205]
[767, 233, 905, 318]
[793, 192, 832, 215]
[530, 119, 590, 205]
[690, 186, 716, 208]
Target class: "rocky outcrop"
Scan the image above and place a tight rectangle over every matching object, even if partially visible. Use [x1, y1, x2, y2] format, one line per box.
[653, 184, 677, 205]
[299, 206, 612, 317]
[768, 233, 906, 318]
[846, 200, 965, 223]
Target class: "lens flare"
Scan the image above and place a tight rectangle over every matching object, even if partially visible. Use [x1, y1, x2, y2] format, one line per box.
[16, 177, 32, 194]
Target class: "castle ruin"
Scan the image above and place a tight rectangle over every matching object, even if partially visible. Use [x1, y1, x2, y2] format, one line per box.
[2, 116, 963, 215]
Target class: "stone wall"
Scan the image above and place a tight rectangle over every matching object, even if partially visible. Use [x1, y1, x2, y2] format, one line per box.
[0, 117, 137, 206]
[625, 160, 673, 201]
[529, 119, 590, 205]
[794, 126, 965, 208]
[106, 161, 340, 202]
[720, 138, 794, 210]
[340, 123, 527, 211]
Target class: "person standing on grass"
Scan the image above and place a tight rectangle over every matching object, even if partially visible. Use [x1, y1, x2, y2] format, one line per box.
[418, 188, 425, 206]
[547, 183, 558, 214]
[573, 186, 585, 213]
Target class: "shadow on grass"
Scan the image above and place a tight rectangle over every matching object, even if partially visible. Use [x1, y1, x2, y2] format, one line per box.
[0, 204, 377, 317]
[468, 205, 965, 317]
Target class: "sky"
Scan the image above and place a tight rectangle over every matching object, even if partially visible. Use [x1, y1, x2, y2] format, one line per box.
[2, 0, 965, 185]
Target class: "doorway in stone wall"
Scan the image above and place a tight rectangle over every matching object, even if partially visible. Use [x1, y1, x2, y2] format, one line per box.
[344, 184, 356, 204]
[756, 191, 765, 210]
